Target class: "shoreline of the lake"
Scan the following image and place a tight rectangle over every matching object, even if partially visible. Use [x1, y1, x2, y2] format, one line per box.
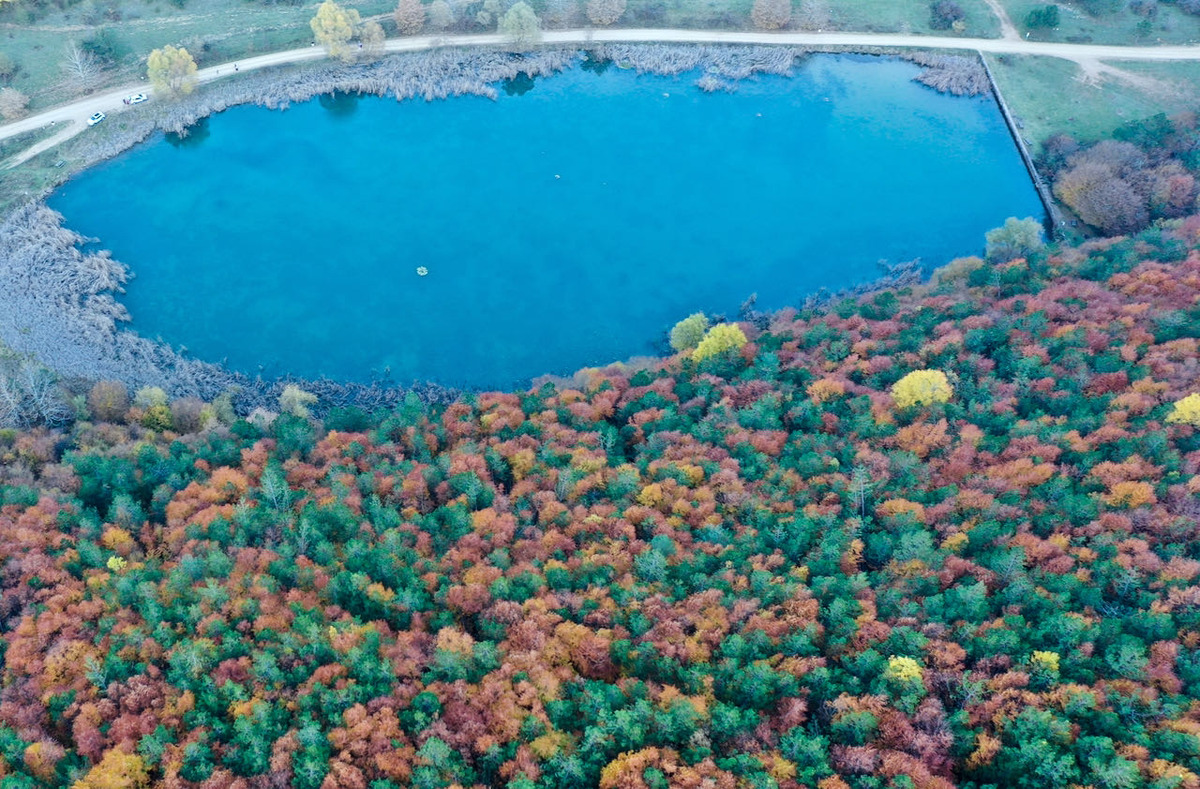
[0, 44, 1025, 412]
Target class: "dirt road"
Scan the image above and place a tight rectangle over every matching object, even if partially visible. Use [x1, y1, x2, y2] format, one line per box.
[3, 27, 1199, 166]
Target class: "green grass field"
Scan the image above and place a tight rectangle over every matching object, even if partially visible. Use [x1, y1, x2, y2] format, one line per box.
[985, 52, 1200, 151]
[810, 0, 999, 36]
[997, 0, 1200, 44]
[620, 0, 1000, 35]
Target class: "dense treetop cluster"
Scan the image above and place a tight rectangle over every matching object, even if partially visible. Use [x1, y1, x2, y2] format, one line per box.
[1044, 113, 1200, 237]
[3, 219, 1200, 788]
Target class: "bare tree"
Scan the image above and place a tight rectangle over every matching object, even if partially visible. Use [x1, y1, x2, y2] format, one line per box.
[0, 87, 29, 120]
[62, 41, 102, 89]
[393, 0, 426, 34]
[586, 0, 625, 25]
[0, 357, 72, 429]
[850, 466, 872, 517]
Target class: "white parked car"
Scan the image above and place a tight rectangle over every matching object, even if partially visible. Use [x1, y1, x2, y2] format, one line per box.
[87, 112, 106, 126]
[127, 94, 148, 105]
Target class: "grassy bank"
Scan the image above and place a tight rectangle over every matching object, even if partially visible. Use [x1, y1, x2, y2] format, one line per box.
[984, 52, 1200, 150]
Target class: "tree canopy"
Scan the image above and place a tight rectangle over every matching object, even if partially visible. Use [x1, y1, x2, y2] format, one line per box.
[310, 0, 362, 61]
[3, 218, 1200, 787]
[146, 45, 197, 98]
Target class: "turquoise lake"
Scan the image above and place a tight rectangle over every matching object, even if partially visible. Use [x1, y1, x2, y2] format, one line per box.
[49, 54, 1044, 389]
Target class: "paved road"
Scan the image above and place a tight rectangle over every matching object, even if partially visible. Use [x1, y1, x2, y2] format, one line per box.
[4, 27, 1200, 164]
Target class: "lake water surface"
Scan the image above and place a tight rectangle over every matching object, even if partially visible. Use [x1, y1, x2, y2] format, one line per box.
[50, 55, 1044, 388]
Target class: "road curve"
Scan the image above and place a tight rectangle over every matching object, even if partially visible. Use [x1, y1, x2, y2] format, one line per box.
[4, 27, 1200, 163]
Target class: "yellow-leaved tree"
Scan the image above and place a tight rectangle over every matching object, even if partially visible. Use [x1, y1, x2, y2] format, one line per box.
[71, 749, 149, 789]
[1030, 650, 1060, 674]
[311, 0, 362, 61]
[279, 384, 317, 419]
[146, 45, 197, 98]
[1166, 393, 1200, 427]
[884, 655, 923, 684]
[669, 313, 709, 353]
[891, 369, 953, 409]
[692, 323, 747, 363]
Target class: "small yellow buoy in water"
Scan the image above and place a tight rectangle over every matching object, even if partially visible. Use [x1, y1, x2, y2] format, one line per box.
[416, 266, 428, 276]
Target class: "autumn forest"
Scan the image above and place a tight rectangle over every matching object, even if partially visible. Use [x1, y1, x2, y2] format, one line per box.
[4, 219, 1200, 788]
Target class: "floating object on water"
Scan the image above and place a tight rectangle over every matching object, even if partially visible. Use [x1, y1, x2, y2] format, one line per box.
[554, 174, 561, 179]
[416, 266, 428, 276]
[756, 113, 762, 117]
[662, 92, 670, 98]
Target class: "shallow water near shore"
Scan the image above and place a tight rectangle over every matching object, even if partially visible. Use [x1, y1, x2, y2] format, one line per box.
[49, 54, 1043, 388]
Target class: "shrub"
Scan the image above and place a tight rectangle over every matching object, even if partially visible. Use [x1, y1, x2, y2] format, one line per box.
[751, 0, 791, 30]
[586, 0, 626, 25]
[669, 313, 710, 352]
[929, 0, 965, 30]
[1024, 4, 1059, 28]
[1167, 393, 1200, 427]
[692, 323, 748, 363]
[82, 28, 128, 66]
[88, 381, 129, 423]
[891, 370, 953, 409]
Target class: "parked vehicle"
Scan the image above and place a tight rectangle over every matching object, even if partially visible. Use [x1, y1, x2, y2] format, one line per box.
[87, 112, 106, 126]
[126, 94, 148, 105]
